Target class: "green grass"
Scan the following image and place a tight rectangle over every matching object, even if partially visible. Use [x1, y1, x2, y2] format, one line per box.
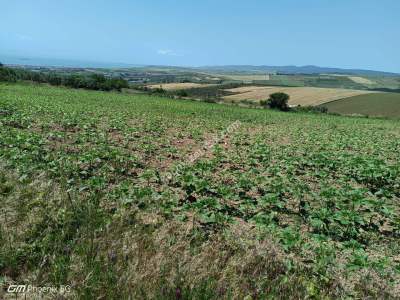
[323, 92, 400, 118]
[253, 74, 366, 89]
[252, 74, 400, 91]
[1, 82, 400, 299]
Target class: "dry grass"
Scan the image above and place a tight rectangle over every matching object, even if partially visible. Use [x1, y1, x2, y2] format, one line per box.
[96, 220, 309, 299]
[324, 74, 377, 86]
[219, 74, 271, 82]
[348, 76, 376, 85]
[223, 86, 376, 106]
[146, 83, 215, 90]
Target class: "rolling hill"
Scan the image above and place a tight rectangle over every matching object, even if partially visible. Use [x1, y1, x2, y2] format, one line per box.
[197, 65, 400, 76]
[322, 92, 400, 118]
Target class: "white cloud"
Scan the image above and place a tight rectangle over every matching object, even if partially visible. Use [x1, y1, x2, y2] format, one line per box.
[157, 49, 180, 56]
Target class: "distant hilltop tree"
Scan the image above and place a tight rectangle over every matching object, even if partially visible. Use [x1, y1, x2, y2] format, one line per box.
[0, 64, 17, 82]
[0, 65, 129, 91]
[261, 92, 290, 111]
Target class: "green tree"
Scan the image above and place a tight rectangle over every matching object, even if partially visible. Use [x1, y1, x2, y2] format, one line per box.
[176, 90, 188, 97]
[0, 65, 17, 82]
[48, 74, 63, 86]
[266, 92, 290, 111]
[109, 78, 129, 91]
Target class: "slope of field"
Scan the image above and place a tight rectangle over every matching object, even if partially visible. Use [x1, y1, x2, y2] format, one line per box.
[217, 74, 271, 82]
[1, 83, 399, 299]
[146, 82, 214, 90]
[348, 76, 376, 85]
[322, 92, 400, 118]
[325, 74, 377, 86]
[223, 85, 375, 106]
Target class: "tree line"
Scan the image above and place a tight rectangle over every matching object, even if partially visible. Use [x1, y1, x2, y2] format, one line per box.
[0, 63, 129, 91]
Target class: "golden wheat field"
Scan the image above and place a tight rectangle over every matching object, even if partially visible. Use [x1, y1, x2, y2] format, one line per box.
[325, 74, 377, 86]
[219, 74, 271, 82]
[146, 82, 214, 90]
[348, 76, 376, 85]
[223, 86, 376, 106]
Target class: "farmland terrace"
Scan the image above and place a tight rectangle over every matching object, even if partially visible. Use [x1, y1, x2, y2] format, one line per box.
[0, 83, 399, 299]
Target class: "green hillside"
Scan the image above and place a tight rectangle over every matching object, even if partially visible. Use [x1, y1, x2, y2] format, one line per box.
[323, 92, 400, 118]
[1, 83, 399, 299]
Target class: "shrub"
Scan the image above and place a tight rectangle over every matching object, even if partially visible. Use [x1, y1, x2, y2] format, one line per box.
[64, 75, 86, 89]
[293, 105, 328, 114]
[0, 65, 17, 82]
[176, 90, 188, 97]
[265, 92, 290, 111]
[152, 87, 166, 94]
[317, 106, 328, 113]
[239, 99, 257, 106]
[110, 78, 129, 91]
[48, 74, 63, 86]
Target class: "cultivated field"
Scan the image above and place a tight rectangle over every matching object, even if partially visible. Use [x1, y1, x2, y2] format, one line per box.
[217, 74, 271, 82]
[326, 74, 377, 86]
[348, 76, 376, 85]
[223, 85, 376, 106]
[1, 83, 400, 299]
[146, 82, 214, 90]
[323, 92, 400, 118]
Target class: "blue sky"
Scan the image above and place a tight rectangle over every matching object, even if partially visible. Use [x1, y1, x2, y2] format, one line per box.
[1, 0, 399, 72]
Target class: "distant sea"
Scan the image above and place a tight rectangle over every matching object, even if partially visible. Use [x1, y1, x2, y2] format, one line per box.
[0, 55, 140, 68]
